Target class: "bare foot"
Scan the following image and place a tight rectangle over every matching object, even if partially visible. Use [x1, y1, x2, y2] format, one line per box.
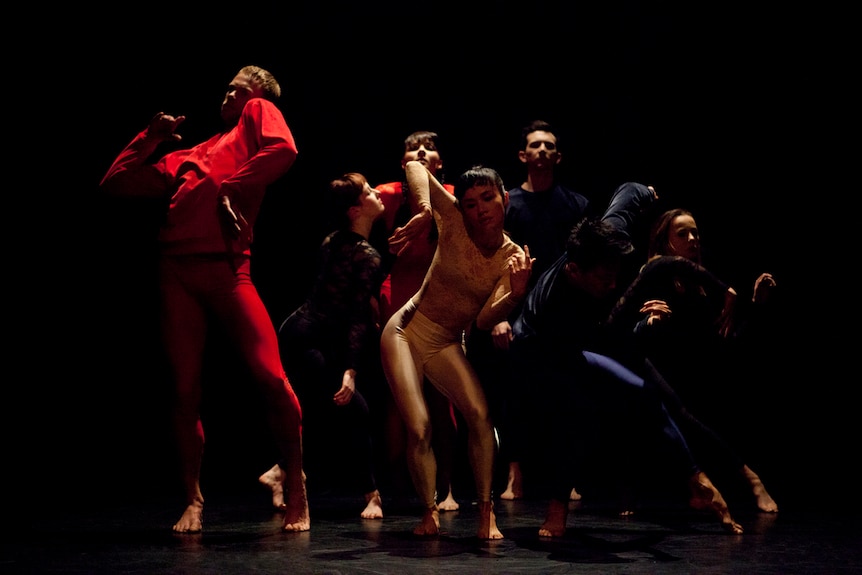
[500, 462, 523, 500]
[282, 472, 310, 532]
[569, 487, 582, 501]
[172, 499, 203, 533]
[413, 506, 440, 536]
[438, 487, 460, 511]
[538, 498, 567, 538]
[477, 500, 504, 540]
[741, 465, 778, 513]
[258, 464, 287, 509]
[753, 485, 779, 513]
[689, 471, 744, 534]
[361, 490, 383, 519]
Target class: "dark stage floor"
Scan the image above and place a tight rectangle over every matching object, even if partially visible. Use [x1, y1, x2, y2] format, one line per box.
[4, 484, 860, 575]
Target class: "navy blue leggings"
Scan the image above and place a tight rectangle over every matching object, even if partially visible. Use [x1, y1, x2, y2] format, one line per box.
[533, 351, 699, 503]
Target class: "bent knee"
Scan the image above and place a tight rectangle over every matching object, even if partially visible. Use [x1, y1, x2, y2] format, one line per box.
[405, 422, 433, 449]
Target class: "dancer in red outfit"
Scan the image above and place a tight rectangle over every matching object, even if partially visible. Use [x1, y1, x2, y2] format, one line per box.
[99, 65, 309, 533]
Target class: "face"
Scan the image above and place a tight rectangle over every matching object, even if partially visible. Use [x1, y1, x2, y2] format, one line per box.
[401, 140, 443, 176]
[355, 184, 385, 220]
[459, 184, 507, 240]
[565, 261, 621, 300]
[666, 214, 701, 262]
[221, 72, 265, 126]
[518, 130, 561, 170]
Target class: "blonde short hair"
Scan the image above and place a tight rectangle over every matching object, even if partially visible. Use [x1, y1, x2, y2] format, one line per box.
[238, 65, 281, 101]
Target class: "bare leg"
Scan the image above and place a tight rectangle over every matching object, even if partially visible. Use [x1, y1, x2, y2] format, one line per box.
[414, 505, 440, 536]
[282, 469, 310, 532]
[500, 461, 523, 500]
[361, 489, 384, 519]
[688, 471, 744, 534]
[741, 465, 778, 512]
[538, 498, 568, 538]
[258, 463, 287, 509]
[173, 497, 204, 533]
[477, 500, 503, 540]
[437, 484, 460, 511]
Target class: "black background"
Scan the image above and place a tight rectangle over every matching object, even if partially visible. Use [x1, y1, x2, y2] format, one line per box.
[13, 2, 850, 520]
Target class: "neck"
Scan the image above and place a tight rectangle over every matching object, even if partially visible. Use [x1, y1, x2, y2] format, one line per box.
[468, 227, 503, 257]
[523, 170, 555, 193]
[350, 218, 373, 240]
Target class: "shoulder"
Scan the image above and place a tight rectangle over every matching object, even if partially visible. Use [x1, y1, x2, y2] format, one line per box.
[506, 186, 527, 206]
[375, 181, 403, 212]
[241, 97, 282, 117]
[238, 98, 293, 145]
[355, 237, 383, 265]
[375, 181, 402, 195]
[555, 183, 590, 202]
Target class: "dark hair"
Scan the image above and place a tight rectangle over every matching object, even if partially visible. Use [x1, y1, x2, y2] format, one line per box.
[403, 130, 444, 183]
[328, 172, 368, 229]
[520, 119, 557, 149]
[566, 217, 634, 271]
[404, 131, 441, 154]
[647, 208, 696, 260]
[453, 165, 505, 201]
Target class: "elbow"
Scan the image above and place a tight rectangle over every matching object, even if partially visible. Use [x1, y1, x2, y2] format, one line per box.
[405, 160, 425, 173]
[277, 145, 298, 170]
[98, 175, 125, 197]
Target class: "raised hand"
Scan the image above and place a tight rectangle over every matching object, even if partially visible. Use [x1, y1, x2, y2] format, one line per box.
[145, 112, 186, 143]
[752, 272, 776, 304]
[387, 207, 432, 256]
[508, 244, 535, 300]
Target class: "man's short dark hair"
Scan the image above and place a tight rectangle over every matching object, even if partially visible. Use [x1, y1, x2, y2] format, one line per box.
[566, 217, 634, 270]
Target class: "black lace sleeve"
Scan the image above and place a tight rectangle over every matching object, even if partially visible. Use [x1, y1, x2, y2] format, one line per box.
[311, 230, 384, 371]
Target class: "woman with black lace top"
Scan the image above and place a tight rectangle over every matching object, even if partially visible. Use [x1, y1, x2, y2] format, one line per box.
[259, 173, 387, 519]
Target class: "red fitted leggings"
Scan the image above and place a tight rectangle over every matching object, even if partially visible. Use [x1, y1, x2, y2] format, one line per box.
[159, 255, 303, 471]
